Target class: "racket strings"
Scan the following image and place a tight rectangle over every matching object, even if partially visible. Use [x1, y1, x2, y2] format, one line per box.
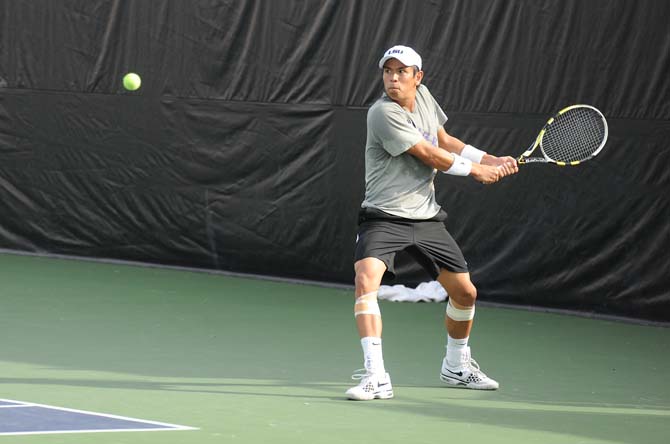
[542, 107, 606, 162]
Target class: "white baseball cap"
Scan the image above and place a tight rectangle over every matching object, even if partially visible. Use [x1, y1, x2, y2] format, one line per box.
[378, 45, 422, 70]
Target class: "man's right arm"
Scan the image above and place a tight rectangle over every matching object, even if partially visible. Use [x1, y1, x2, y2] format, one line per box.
[406, 139, 502, 184]
[436, 127, 518, 178]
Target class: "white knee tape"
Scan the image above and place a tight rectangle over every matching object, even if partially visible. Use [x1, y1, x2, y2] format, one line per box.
[446, 299, 475, 321]
[354, 291, 380, 317]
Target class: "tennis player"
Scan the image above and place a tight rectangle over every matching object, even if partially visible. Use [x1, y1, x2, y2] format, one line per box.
[347, 45, 518, 400]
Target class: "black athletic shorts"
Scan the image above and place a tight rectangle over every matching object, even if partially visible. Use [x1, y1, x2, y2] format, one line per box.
[354, 207, 469, 279]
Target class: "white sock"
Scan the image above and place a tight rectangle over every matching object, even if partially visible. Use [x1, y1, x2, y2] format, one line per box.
[446, 335, 469, 368]
[361, 336, 385, 374]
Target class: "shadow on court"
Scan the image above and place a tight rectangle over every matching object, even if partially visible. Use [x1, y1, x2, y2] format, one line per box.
[1, 376, 668, 443]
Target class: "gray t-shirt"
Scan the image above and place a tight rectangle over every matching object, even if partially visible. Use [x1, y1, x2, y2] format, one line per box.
[362, 84, 448, 219]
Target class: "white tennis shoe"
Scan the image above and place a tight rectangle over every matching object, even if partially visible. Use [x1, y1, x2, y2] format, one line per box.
[345, 369, 394, 400]
[439, 347, 499, 390]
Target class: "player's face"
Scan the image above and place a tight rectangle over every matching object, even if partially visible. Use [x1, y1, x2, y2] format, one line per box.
[382, 59, 422, 103]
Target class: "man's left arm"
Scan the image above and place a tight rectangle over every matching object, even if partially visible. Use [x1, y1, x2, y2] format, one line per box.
[436, 127, 518, 177]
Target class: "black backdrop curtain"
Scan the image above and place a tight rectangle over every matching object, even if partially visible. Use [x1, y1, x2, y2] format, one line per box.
[1, 0, 668, 321]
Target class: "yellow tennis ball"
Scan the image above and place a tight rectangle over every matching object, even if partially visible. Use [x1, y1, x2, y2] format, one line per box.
[123, 72, 141, 91]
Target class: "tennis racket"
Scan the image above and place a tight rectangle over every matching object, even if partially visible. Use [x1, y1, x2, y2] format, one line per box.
[518, 105, 608, 166]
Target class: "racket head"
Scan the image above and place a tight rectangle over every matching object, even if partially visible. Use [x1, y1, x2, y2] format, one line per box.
[539, 105, 608, 165]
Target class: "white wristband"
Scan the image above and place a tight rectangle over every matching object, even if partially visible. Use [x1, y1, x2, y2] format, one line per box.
[461, 144, 486, 163]
[443, 153, 472, 176]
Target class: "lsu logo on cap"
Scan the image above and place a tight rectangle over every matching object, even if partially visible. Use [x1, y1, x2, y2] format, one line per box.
[378, 45, 422, 70]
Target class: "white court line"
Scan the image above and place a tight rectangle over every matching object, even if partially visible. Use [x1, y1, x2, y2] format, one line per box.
[0, 430, 192, 437]
[0, 398, 197, 436]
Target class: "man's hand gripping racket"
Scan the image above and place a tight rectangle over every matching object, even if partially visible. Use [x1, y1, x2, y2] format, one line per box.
[518, 104, 608, 166]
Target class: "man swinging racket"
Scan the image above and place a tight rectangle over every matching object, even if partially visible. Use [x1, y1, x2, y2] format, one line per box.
[347, 45, 518, 400]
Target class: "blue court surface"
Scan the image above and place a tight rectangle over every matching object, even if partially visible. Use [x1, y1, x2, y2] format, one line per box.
[0, 399, 196, 436]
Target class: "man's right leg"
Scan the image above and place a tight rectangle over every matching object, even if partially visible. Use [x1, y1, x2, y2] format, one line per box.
[346, 257, 394, 400]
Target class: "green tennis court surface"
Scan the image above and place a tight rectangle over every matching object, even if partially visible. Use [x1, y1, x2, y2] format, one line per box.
[1, 252, 668, 443]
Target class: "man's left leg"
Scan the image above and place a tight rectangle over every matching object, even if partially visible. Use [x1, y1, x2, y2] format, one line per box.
[437, 269, 499, 390]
